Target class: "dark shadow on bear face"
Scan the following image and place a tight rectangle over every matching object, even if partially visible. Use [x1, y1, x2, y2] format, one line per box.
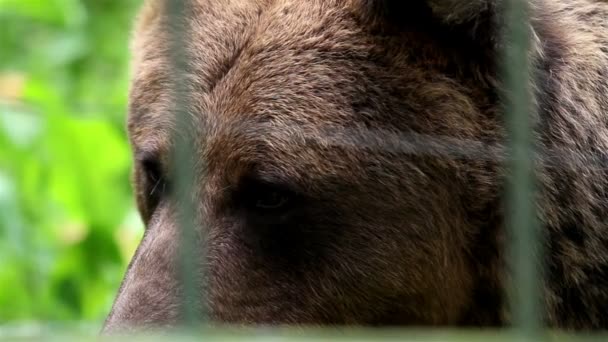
[102, 0, 515, 333]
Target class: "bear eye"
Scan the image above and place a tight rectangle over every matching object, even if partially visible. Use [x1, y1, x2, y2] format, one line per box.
[237, 178, 296, 215]
[140, 155, 168, 208]
[255, 190, 290, 210]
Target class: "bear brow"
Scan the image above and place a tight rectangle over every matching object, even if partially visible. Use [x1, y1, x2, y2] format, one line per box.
[135, 149, 160, 164]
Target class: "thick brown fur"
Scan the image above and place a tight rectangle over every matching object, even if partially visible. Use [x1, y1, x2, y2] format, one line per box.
[103, 0, 608, 332]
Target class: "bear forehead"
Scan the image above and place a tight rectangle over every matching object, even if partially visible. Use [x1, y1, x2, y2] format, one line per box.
[130, 1, 385, 117]
[127, 0, 482, 176]
[128, 2, 361, 175]
[129, 1, 397, 148]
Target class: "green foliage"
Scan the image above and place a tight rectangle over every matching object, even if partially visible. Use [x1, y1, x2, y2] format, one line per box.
[0, 0, 143, 322]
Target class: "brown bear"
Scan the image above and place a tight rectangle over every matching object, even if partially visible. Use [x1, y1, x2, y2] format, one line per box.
[103, 0, 608, 332]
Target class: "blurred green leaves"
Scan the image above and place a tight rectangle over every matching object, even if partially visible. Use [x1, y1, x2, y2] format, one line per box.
[0, 0, 143, 322]
[0, 0, 86, 27]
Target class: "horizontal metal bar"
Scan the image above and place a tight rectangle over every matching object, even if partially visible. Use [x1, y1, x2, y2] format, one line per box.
[2, 326, 607, 342]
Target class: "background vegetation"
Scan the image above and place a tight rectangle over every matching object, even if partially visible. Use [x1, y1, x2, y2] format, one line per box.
[0, 0, 143, 323]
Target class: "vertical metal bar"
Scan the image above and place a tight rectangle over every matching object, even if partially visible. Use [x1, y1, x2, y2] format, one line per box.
[502, 0, 542, 337]
[165, 0, 205, 328]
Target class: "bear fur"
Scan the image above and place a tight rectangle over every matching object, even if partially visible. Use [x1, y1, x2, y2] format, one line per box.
[103, 0, 608, 332]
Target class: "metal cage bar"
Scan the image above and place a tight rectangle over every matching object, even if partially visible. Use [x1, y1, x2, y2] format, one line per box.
[502, 0, 543, 337]
[165, 0, 206, 327]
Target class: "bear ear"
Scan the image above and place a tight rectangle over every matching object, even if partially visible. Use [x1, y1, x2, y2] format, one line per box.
[365, 0, 496, 24]
[363, 0, 499, 43]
